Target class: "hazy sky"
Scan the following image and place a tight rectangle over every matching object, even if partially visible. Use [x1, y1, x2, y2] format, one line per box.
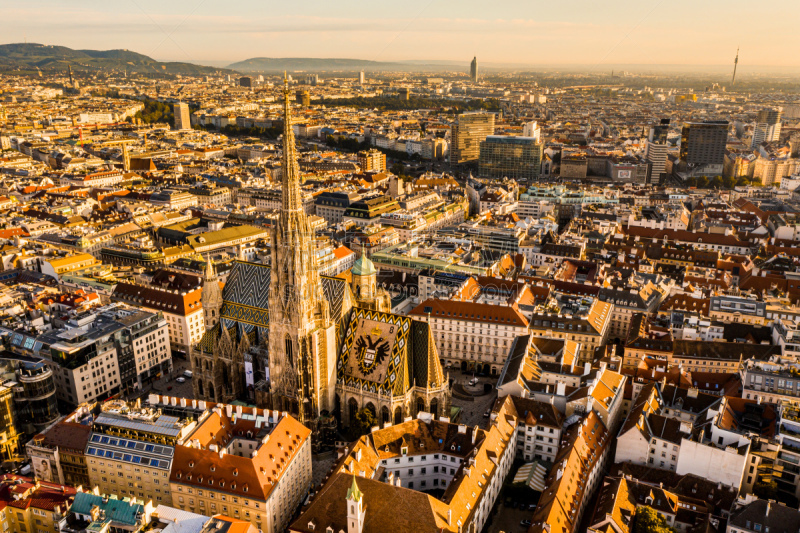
[5, 0, 800, 68]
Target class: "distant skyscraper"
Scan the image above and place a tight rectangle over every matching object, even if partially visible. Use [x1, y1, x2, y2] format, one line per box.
[358, 71, 365, 85]
[296, 90, 310, 107]
[751, 107, 782, 148]
[173, 103, 191, 131]
[239, 76, 253, 88]
[470, 56, 478, 83]
[645, 119, 670, 184]
[450, 112, 495, 165]
[680, 120, 728, 174]
[479, 135, 543, 181]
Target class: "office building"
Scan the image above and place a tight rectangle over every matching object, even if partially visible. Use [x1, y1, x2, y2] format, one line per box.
[357, 148, 386, 172]
[752, 107, 783, 148]
[358, 71, 365, 85]
[450, 112, 495, 165]
[645, 118, 670, 184]
[39, 304, 171, 405]
[470, 55, 478, 82]
[398, 87, 410, 100]
[173, 103, 191, 131]
[478, 135, 543, 181]
[239, 76, 253, 88]
[13, 361, 59, 436]
[679, 120, 728, 175]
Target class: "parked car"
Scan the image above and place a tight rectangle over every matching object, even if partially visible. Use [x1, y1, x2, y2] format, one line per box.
[183, 370, 193, 378]
[176, 377, 186, 383]
[527, 503, 537, 511]
[468, 378, 479, 386]
[483, 410, 491, 418]
[520, 519, 532, 527]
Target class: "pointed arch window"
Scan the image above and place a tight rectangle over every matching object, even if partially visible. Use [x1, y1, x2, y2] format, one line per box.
[285, 335, 293, 367]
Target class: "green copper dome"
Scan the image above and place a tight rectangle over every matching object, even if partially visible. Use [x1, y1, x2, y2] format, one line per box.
[352, 253, 376, 276]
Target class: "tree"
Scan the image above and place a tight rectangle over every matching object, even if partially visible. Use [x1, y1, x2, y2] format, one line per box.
[351, 407, 377, 438]
[753, 479, 778, 500]
[634, 506, 675, 533]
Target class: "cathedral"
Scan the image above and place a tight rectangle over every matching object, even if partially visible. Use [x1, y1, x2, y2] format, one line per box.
[191, 78, 450, 433]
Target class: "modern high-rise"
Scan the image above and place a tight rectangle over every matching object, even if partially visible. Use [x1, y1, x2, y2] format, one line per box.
[239, 76, 253, 88]
[450, 112, 495, 165]
[295, 90, 310, 107]
[357, 148, 386, 172]
[645, 118, 670, 184]
[679, 120, 728, 173]
[173, 102, 191, 131]
[358, 71, 365, 85]
[752, 107, 783, 148]
[470, 56, 478, 82]
[479, 135, 543, 181]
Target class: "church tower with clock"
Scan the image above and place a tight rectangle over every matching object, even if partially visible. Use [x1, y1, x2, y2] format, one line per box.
[267, 77, 337, 425]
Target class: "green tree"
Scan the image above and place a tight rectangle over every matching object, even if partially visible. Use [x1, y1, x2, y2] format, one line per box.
[753, 479, 778, 500]
[634, 506, 675, 533]
[351, 408, 378, 438]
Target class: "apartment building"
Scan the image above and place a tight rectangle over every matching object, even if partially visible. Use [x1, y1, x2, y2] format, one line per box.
[170, 404, 312, 533]
[86, 400, 194, 505]
[0, 474, 77, 533]
[112, 281, 204, 355]
[528, 298, 613, 364]
[26, 407, 93, 488]
[291, 396, 518, 533]
[529, 411, 611, 533]
[504, 395, 564, 463]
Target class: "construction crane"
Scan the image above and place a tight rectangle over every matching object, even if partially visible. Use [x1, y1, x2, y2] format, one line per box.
[87, 138, 137, 171]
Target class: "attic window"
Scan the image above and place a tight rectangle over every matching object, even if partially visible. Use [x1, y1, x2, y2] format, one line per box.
[401, 446, 408, 456]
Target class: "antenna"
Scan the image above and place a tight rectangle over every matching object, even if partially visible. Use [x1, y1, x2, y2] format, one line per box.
[731, 46, 739, 86]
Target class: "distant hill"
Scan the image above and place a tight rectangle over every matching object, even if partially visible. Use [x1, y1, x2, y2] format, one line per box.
[228, 57, 465, 73]
[0, 43, 232, 76]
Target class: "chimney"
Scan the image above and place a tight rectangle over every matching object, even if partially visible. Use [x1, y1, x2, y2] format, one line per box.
[395, 475, 402, 487]
[447, 509, 452, 525]
[766, 501, 771, 517]
[387, 471, 394, 485]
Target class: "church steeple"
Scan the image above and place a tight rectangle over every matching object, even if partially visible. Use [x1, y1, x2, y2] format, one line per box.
[281, 73, 303, 214]
[268, 72, 334, 427]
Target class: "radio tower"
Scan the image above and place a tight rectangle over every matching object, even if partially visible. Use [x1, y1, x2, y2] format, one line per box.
[731, 46, 739, 86]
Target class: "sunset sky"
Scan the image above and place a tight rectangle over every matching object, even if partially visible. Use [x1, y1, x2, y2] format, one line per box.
[5, 0, 798, 69]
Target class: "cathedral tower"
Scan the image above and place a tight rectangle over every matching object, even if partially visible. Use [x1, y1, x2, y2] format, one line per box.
[268, 75, 336, 425]
[201, 257, 222, 330]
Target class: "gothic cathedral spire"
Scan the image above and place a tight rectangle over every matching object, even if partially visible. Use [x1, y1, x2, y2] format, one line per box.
[268, 75, 334, 428]
[281, 73, 303, 214]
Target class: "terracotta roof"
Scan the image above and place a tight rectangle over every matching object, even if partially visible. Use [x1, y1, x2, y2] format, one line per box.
[409, 299, 529, 327]
[170, 409, 311, 502]
[112, 282, 202, 316]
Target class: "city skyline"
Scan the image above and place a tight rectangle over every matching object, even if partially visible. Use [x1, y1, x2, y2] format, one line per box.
[4, 0, 800, 70]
